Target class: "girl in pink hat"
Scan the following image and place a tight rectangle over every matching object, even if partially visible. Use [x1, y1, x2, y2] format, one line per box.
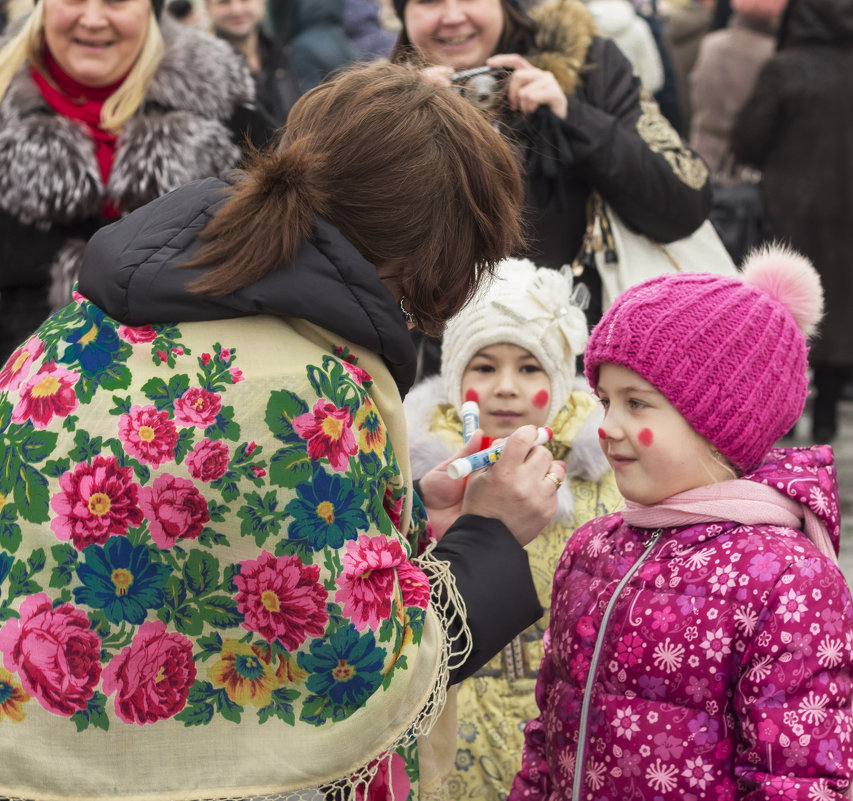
[510, 246, 853, 800]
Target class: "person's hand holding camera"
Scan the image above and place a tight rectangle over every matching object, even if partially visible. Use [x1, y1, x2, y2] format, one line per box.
[486, 53, 568, 119]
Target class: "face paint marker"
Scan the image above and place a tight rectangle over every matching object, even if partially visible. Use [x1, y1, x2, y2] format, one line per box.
[638, 428, 654, 447]
[532, 389, 549, 409]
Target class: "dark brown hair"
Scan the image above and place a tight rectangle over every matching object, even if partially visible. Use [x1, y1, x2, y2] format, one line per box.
[182, 60, 525, 335]
[390, 0, 537, 65]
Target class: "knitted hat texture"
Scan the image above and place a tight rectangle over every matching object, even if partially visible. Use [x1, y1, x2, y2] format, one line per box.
[731, 0, 787, 19]
[442, 258, 589, 423]
[584, 246, 823, 472]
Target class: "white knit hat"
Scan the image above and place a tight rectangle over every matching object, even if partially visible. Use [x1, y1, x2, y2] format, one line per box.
[441, 258, 590, 423]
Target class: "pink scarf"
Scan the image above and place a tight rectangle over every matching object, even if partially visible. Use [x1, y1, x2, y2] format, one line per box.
[621, 480, 838, 564]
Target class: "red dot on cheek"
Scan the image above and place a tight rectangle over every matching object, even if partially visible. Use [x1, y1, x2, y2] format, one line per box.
[598, 428, 606, 439]
[532, 390, 549, 409]
[638, 428, 654, 447]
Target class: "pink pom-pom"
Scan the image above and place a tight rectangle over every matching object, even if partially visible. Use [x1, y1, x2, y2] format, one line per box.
[741, 244, 824, 337]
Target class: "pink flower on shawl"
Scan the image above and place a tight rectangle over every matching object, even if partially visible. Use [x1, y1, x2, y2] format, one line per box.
[342, 360, 372, 386]
[51, 456, 143, 550]
[12, 361, 79, 429]
[117, 325, 158, 344]
[138, 473, 209, 549]
[292, 400, 357, 472]
[173, 387, 221, 428]
[118, 405, 178, 466]
[102, 621, 196, 723]
[0, 594, 101, 716]
[335, 535, 429, 631]
[185, 438, 230, 482]
[0, 337, 44, 391]
[235, 551, 328, 649]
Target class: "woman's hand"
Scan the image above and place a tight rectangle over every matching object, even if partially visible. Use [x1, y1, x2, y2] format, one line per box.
[462, 425, 565, 546]
[487, 54, 568, 119]
[419, 65, 454, 88]
[419, 430, 485, 541]
[419, 426, 566, 546]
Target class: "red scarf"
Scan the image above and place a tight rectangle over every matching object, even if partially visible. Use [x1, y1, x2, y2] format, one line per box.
[31, 50, 127, 217]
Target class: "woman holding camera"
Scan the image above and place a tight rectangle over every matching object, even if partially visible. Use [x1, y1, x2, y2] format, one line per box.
[392, 0, 712, 338]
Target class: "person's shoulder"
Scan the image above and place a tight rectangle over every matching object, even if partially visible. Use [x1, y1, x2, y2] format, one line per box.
[148, 16, 255, 115]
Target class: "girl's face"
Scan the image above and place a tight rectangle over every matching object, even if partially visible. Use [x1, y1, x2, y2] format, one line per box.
[461, 343, 551, 438]
[404, 0, 504, 71]
[44, 0, 151, 87]
[596, 363, 732, 505]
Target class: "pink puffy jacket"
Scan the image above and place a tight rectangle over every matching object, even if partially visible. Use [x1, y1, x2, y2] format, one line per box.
[511, 446, 853, 800]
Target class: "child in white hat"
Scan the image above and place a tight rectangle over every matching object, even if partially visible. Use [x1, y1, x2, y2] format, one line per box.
[403, 257, 622, 801]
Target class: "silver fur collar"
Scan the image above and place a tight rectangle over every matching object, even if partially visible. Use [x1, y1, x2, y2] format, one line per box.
[0, 15, 252, 224]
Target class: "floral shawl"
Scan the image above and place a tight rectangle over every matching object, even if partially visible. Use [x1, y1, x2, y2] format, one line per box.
[0, 294, 464, 801]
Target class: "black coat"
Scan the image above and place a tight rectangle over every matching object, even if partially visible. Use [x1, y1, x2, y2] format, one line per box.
[731, 0, 853, 366]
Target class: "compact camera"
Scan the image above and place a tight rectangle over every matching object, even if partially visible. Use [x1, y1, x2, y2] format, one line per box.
[450, 66, 513, 111]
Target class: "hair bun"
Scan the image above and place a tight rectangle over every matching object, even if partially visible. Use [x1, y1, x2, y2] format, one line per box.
[740, 244, 824, 338]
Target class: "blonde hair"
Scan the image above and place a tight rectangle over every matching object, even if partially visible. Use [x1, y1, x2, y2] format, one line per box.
[0, 3, 165, 132]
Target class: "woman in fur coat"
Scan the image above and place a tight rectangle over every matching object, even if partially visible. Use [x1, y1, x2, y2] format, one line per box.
[391, 0, 713, 374]
[404, 259, 622, 801]
[0, 0, 275, 363]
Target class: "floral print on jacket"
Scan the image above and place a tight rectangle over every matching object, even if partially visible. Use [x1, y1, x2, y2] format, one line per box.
[511, 446, 853, 800]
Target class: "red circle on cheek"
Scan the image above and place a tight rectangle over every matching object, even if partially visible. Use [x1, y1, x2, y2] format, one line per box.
[532, 390, 549, 409]
[638, 428, 654, 447]
[598, 428, 606, 439]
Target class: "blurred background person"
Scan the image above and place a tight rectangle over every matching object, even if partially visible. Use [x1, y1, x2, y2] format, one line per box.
[206, 0, 301, 124]
[661, 0, 714, 136]
[266, 0, 357, 90]
[689, 0, 785, 173]
[731, 0, 853, 443]
[343, 0, 397, 60]
[0, 0, 275, 363]
[165, 0, 205, 26]
[391, 0, 712, 377]
[582, 0, 665, 95]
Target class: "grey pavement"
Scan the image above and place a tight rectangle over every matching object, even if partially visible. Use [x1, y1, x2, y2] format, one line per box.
[784, 393, 853, 590]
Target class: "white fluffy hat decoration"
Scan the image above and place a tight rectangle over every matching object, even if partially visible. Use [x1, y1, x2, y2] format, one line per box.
[441, 258, 589, 423]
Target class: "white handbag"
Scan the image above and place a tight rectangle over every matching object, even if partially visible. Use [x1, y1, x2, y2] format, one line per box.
[574, 193, 738, 312]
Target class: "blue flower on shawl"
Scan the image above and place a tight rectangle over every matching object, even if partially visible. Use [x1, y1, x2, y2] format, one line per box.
[298, 624, 385, 707]
[73, 536, 172, 624]
[285, 470, 369, 551]
[62, 302, 122, 374]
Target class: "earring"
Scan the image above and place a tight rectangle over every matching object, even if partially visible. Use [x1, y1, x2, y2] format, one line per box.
[400, 297, 415, 325]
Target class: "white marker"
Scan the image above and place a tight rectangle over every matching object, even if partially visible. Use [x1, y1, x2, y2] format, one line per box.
[447, 426, 553, 480]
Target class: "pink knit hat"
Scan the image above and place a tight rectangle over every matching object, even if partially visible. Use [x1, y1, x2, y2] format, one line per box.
[731, 0, 787, 20]
[584, 246, 823, 472]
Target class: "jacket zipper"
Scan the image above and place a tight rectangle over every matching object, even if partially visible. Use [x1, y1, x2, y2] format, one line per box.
[571, 527, 663, 800]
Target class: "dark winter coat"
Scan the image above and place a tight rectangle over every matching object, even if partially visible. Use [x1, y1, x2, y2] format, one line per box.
[252, 29, 302, 126]
[267, 0, 357, 90]
[0, 15, 275, 363]
[512, 446, 853, 800]
[478, 0, 711, 323]
[731, 0, 853, 366]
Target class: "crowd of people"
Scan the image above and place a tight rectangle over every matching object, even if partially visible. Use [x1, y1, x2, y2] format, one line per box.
[0, 0, 852, 800]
